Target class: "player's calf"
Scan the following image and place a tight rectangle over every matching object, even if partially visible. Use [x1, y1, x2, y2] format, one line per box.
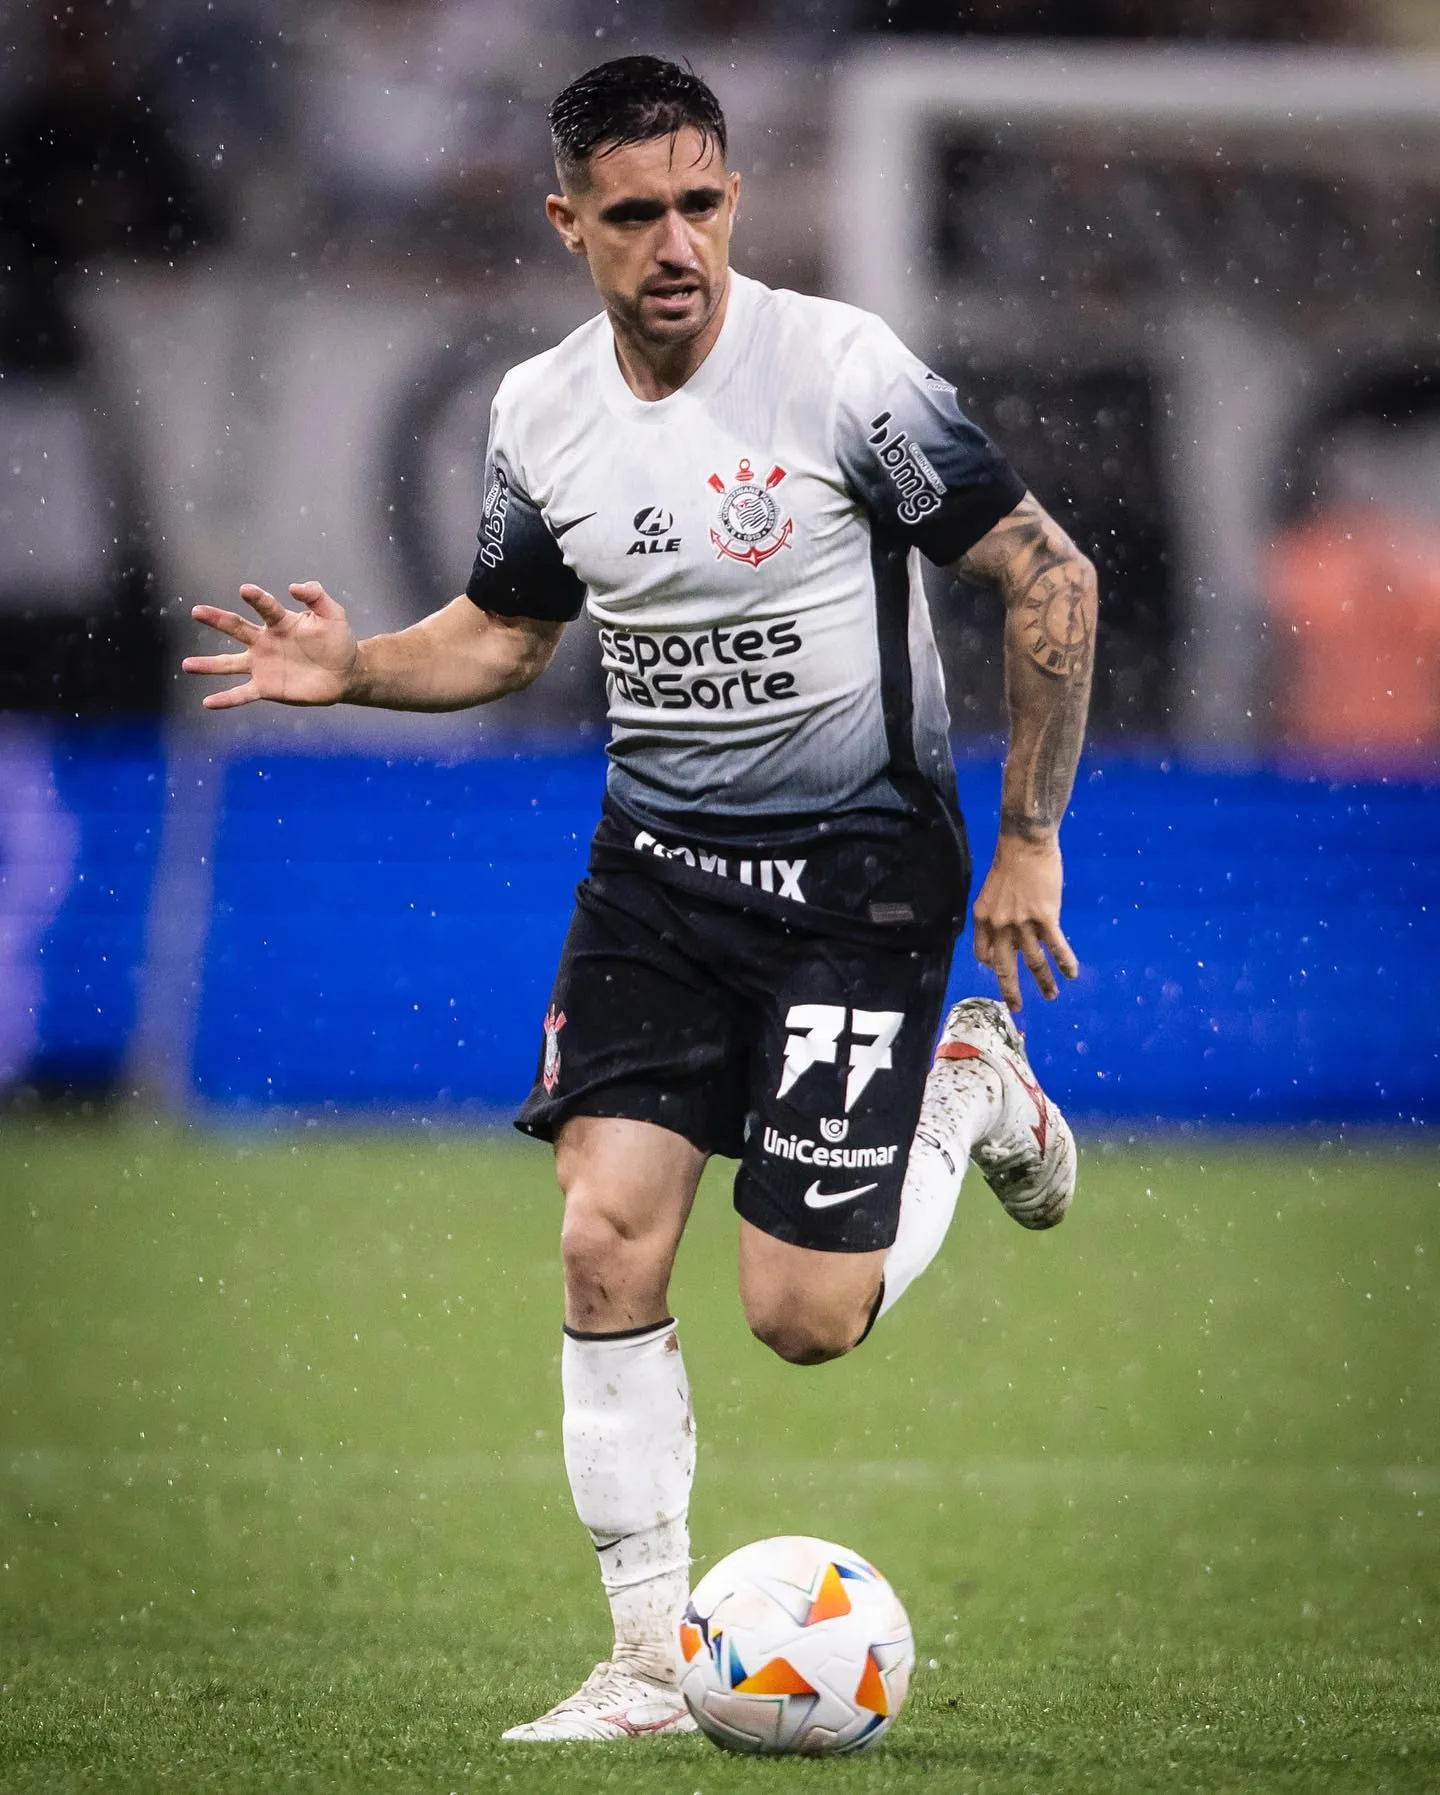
[738, 1225, 886, 1364]
[745, 1302, 867, 1366]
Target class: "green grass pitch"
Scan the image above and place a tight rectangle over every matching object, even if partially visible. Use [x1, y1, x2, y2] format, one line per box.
[2, 1118, 1436, 1792]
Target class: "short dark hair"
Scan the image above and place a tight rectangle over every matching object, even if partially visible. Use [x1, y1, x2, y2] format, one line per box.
[548, 56, 727, 189]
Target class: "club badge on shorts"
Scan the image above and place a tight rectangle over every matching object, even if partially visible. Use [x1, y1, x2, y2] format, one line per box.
[707, 458, 793, 568]
[542, 1005, 566, 1093]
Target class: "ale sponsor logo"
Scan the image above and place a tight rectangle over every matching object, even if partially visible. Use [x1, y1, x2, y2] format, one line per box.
[627, 505, 681, 557]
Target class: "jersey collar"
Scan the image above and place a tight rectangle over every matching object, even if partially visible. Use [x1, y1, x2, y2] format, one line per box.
[596, 271, 753, 420]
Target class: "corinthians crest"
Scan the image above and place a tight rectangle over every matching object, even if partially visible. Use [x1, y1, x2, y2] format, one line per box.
[542, 1004, 566, 1094]
[707, 458, 793, 568]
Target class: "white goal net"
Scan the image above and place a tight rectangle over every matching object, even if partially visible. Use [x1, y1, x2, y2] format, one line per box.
[830, 43, 1440, 750]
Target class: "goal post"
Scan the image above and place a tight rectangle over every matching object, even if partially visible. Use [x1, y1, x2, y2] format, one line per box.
[828, 41, 1440, 752]
[831, 41, 1440, 344]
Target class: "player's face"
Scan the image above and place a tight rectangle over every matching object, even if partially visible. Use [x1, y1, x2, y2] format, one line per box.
[546, 128, 740, 350]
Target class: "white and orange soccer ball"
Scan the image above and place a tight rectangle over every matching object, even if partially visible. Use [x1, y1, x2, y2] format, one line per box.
[675, 1535, 914, 1754]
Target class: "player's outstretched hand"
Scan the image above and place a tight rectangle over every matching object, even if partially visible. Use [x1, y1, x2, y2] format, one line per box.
[183, 582, 358, 709]
[972, 833, 1079, 1013]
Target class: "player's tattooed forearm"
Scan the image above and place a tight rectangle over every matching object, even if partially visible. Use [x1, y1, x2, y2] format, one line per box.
[1018, 564, 1094, 681]
[960, 494, 1096, 681]
[1000, 672, 1091, 840]
[958, 493, 1071, 594]
[967, 493, 1097, 840]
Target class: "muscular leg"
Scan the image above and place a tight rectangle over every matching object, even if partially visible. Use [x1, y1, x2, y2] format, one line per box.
[556, 1114, 705, 1330]
[737, 1219, 886, 1365]
[550, 1117, 705, 1700]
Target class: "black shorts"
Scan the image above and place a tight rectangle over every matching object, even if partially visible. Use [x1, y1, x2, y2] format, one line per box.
[515, 871, 956, 1252]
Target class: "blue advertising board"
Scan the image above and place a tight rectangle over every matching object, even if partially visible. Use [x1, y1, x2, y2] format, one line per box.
[188, 749, 1439, 1126]
[7, 725, 166, 1096]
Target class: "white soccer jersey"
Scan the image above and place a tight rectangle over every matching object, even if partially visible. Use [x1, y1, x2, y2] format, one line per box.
[466, 273, 1024, 938]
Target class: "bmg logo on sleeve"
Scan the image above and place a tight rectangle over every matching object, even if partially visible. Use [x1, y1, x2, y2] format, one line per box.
[868, 411, 946, 524]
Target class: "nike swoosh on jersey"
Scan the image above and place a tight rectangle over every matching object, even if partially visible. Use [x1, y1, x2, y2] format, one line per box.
[802, 1179, 879, 1210]
[550, 511, 597, 538]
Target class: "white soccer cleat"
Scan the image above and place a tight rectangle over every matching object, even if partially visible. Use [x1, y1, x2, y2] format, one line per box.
[931, 997, 1076, 1229]
[500, 1660, 698, 1742]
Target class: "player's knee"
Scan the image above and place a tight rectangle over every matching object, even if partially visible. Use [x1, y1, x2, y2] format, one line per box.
[559, 1186, 665, 1303]
[746, 1300, 864, 1367]
[561, 1197, 629, 1286]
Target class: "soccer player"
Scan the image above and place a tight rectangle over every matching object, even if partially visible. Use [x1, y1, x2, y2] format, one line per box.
[184, 56, 1097, 1742]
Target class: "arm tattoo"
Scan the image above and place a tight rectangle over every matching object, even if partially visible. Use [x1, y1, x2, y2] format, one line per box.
[998, 672, 1091, 842]
[1019, 564, 1094, 681]
[957, 494, 1097, 840]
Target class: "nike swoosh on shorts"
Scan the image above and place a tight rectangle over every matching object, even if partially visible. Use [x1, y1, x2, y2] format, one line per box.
[802, 1179, 879, 1210]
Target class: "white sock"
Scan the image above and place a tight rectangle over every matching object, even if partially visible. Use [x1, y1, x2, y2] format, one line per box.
[878, 1046, 1005, 1319]
[561, 1318, 695, 1685]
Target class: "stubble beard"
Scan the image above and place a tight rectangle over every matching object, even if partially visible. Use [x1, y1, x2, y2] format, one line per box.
[612, 272, 721, 352]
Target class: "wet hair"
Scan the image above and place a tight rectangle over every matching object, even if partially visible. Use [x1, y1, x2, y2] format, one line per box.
[548, 56, 727, 190]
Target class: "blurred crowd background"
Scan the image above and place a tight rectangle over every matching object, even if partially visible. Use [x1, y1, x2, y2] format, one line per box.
[1, 0, 1437, 1119]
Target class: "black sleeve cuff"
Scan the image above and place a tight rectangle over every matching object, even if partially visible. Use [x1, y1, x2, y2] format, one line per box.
[465, 464, 586, 622]
[910, 462, 1027, 565]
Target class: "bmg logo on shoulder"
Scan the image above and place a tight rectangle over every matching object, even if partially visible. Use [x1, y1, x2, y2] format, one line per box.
[628, 505, 681, 557]
[868, 411, 946, 525]
[474, 464, 510, 569]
